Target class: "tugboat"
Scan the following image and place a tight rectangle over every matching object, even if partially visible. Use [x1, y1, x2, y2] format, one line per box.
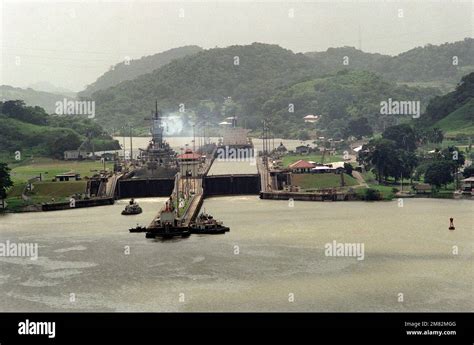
[122, 198, 143, 215]
[145, 197, 191, 239]
[189, 212, 230, 235]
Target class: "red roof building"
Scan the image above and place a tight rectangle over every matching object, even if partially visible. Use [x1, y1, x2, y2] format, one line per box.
[177, 149, 201, 177]
[177, 149, 201, 161]
[289, 160, 315, 173]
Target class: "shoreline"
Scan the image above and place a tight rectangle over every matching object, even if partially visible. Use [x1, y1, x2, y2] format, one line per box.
[1, 193, 471, 214]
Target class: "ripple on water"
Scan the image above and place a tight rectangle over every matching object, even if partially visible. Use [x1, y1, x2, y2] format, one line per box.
[54, 245, 87, 253]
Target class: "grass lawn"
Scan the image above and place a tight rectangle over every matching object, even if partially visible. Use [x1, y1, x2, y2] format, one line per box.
[5, 180, 87, 211]
[281, 154, 342, 167]
[354, 185, 396, 200]
[291, 173, 357, 190]
[6, 183, 26, 197]
[8, 157, 113, 183]
[29, 181, 87, 198]
[361, 170, 377, 184]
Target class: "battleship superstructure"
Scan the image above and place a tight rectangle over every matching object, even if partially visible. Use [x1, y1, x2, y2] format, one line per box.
[135, 102, 178, 178]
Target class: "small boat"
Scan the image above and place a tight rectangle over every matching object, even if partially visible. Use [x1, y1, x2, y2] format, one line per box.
[189, 212, 230, 235]
[122, 198, 143, 215]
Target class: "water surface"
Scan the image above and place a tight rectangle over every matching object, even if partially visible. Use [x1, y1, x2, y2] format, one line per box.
[0, 197, 472, 312]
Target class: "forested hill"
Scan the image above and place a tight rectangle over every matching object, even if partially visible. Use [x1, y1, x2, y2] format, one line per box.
[90, 42, 441, 138]
[0, 101, 120, 160]
[79, 45, 203, 97]
[380, 38, 474, 84]
[90, 43, 326, 130]
[417, 72, 474, 137]
[305, 38, 474, 89]
[305, 46, 391, 73]
[85, 40, 473, 138]
[261, 70, 439, 138]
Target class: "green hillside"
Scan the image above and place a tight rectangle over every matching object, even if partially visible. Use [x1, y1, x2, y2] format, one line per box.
[90, 43, 325, 131]
[262, 70, 439, 138]
[0, 100, 120, 161]
[416, 72, 474, 138]
[380, 38, 474, 84]
[433, 99, 474, 137]
[90, 43, 442, 138]
[82, 40, 473, 139]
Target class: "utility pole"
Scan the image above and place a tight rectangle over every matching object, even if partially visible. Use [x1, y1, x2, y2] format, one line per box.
[176, 171, 179, 217]
[122, 128, 126, 162]
[193, 123, 196, 152]
[400, 172, 403, 192]
[129, 125, 133, 162]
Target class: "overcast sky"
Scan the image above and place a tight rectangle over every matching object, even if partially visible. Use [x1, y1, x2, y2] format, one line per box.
[1, 0, 472, 92]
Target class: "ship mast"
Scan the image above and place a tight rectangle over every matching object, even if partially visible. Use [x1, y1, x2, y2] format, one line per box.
[152, 100, 164, 149]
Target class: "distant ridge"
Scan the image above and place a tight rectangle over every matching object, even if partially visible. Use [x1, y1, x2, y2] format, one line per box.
[0, 85, 71, 114]
[79, 45, 203, 97]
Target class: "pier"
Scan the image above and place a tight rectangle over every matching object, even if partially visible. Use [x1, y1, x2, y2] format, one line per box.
[146, 148, 214, 231]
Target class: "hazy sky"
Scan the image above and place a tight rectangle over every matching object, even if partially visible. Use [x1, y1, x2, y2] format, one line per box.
[1, 0, 473, 92]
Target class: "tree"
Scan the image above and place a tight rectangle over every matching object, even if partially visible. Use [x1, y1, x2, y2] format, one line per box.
[397, 150, 418, 183]
[357, 138, 399, 183]
[0, 163, 13, 200]
[363, 188, 382, 201]
[424, 161, 453, 189]
[440, 146, 465, 170]
[382, 124, 417, 152]
[46, 130, 82, 159]
[343, 162, 353, 175]
[1, 100, 48, 125]
[428, 127, 444, 144]
[462, 165, 474, 178]
[298, 130, 310, 141]
[344, 117, 373, 139]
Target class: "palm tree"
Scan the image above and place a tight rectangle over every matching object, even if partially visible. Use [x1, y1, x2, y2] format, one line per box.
[429, 128, 444, 144]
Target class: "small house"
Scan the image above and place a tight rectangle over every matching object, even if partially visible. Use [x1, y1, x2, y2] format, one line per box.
[461, 177, 474, 193]
[325, 162, 345, 173]
[55, 172, 81, 182]
[289, 160, 314, 173]
[311, 166, 332, 174]
[303, 114, 319, 123]
[413, 183, 432, 194]
[64, 150, 88, 160]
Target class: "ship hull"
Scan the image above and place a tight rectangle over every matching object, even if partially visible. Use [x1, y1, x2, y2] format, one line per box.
[145, 227, 191, 239]
[189, 225, 230, 235]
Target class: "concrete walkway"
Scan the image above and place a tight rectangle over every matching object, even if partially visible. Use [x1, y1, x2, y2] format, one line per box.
[351, 171, 368, 188]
